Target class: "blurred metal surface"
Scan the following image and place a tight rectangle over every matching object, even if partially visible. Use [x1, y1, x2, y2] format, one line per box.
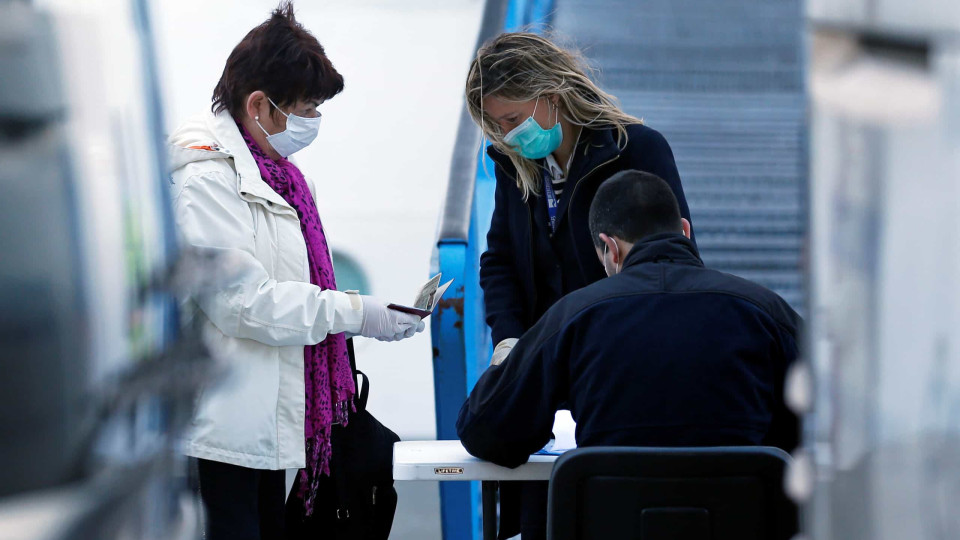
[0, 2, 65, 126]
[807, 1, 960, 538]
[0, 1, 218, 538]
[0, 0, 92, 501]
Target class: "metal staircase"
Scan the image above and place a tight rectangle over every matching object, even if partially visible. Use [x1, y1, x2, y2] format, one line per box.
[554, 0, 807, 309]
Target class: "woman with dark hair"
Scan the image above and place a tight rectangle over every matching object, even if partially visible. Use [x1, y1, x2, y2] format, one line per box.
[168, 4, 422, 538]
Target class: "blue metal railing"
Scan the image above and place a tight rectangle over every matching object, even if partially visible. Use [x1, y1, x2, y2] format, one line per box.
[431, 0, 554, 538]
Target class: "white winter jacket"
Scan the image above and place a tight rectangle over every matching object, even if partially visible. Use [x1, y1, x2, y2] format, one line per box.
[168, 109, 363, 470]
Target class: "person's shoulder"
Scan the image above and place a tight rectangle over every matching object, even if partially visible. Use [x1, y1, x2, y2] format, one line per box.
[168, 112, 216, 147]
[485, 143, 510, 165]
[609, 122, 677, 172]
[537, 277, 624, 330]
[486, 143, 505, 159]
[484, 144, 523, 191]
[486, 144, 517, 172]
[170, 151, 234, 185]
[168, 112, 234, 174]
[694, 267, 802, 333]
[168, 146, 237, 205]
[621, 123, 671, 153]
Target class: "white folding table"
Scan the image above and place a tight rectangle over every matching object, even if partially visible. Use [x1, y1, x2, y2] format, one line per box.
[393, 440, 560, 540]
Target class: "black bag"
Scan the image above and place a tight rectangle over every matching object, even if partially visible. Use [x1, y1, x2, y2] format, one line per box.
[286, 340, 401, 540]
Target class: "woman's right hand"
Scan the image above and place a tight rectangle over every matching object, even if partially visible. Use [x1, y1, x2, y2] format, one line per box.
[359, 296, 425, 342]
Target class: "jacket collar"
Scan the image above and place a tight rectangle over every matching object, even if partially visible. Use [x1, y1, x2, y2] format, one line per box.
[568, 125, 620, 179]
[168, 110, 293, 212]
[208, 111, 293, 211]
[622, 233, 704, 269]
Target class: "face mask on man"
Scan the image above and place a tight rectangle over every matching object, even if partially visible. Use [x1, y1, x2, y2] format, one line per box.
[256, 96, 321, 157]
[603, 240, 621, 277]
[503, 97, 562, 160]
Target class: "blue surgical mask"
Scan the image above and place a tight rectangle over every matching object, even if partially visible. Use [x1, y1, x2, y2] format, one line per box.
[503, 97, 562, 160]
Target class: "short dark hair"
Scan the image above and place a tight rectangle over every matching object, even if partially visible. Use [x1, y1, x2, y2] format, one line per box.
[211, 2, 344, 119]
[588, 170, 682, 248]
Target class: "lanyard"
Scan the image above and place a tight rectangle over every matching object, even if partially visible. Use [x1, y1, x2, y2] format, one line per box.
[543, 167, 558, 233]
[541, 129, 580, 234]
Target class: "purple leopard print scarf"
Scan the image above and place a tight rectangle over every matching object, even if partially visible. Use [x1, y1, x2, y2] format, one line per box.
[239, 123, 355, 516]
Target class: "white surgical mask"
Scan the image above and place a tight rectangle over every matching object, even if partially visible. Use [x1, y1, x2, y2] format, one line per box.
[256, 97, 321, 157]
[603, 241, 621, 277]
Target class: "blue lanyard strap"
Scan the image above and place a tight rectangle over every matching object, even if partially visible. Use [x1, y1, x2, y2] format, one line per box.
[543, 167, 558, 233]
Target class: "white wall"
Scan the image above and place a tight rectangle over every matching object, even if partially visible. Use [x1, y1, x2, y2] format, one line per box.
[152, 0, 483, 441]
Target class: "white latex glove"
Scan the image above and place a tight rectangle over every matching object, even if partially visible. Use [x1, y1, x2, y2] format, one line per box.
[359, 296, 425, 342]
[490, 338, 519, 366]
[384, 318, 426, 342]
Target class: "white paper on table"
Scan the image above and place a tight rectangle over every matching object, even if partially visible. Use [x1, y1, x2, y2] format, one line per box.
[537, 410, 578, 455]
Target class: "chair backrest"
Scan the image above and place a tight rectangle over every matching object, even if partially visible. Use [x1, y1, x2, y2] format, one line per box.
[547, 446, 799, 540]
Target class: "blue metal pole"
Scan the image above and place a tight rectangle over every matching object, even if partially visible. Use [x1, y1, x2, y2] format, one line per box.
[431, 2, 554, 538]
[433, 242, 482, 540]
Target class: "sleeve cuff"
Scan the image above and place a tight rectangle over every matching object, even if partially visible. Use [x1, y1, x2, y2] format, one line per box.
[490, 337, 519, 366]
[334, 290, 364, 334]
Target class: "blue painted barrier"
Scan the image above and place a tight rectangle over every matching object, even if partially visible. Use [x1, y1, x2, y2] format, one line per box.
[431, 1, 554, 538]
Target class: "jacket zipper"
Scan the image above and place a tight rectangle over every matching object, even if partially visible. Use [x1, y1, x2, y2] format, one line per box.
[566, 154, 621, 280]
[527, 201, 537, 325]
[526, 154, 618, 321]
[565, 154, 620, 229]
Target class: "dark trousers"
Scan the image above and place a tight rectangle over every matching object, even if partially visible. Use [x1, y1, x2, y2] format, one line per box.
[498, 480, 548, 540]
[196, 458, 286, 540]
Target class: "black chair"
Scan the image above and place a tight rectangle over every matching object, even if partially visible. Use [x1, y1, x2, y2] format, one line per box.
[547, 446, 799, 540]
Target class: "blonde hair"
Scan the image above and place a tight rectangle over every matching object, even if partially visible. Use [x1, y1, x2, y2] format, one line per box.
[466, 32, 641, 201]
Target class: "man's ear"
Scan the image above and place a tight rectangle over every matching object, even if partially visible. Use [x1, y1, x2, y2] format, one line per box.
[680, 218, 692, 239]
[599, 233, 619, 264]
[245, 90, 266, 122]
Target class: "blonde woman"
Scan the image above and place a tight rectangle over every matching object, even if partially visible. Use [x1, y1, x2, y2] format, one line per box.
[464, 32, 695, 539]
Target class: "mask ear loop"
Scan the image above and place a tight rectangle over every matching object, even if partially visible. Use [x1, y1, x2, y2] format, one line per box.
[257, 96, 289, 137]
[255, 114, 270, 137]
[267, 96, 290, 119]
[603, 240, 622, 275]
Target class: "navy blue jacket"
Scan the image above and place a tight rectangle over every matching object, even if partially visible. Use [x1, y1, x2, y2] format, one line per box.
[480, 124, 695, 345]
[458, 234, 801, 469]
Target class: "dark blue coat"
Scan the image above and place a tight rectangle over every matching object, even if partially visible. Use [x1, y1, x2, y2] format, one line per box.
[458, 234, 801, 469]
[480, 123, 695, 345]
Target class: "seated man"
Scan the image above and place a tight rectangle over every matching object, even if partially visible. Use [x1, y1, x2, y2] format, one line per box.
[457, 169, 801, 470]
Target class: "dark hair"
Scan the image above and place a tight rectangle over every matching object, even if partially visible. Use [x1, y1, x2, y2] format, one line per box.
[211, 2, 344, 119]
[588, 170, 682, 248]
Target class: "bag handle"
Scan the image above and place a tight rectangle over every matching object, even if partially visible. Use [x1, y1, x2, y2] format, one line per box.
[355, 370, 370, 411]
[346, 337, 358, 374]
[345, 338, 370, 411]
